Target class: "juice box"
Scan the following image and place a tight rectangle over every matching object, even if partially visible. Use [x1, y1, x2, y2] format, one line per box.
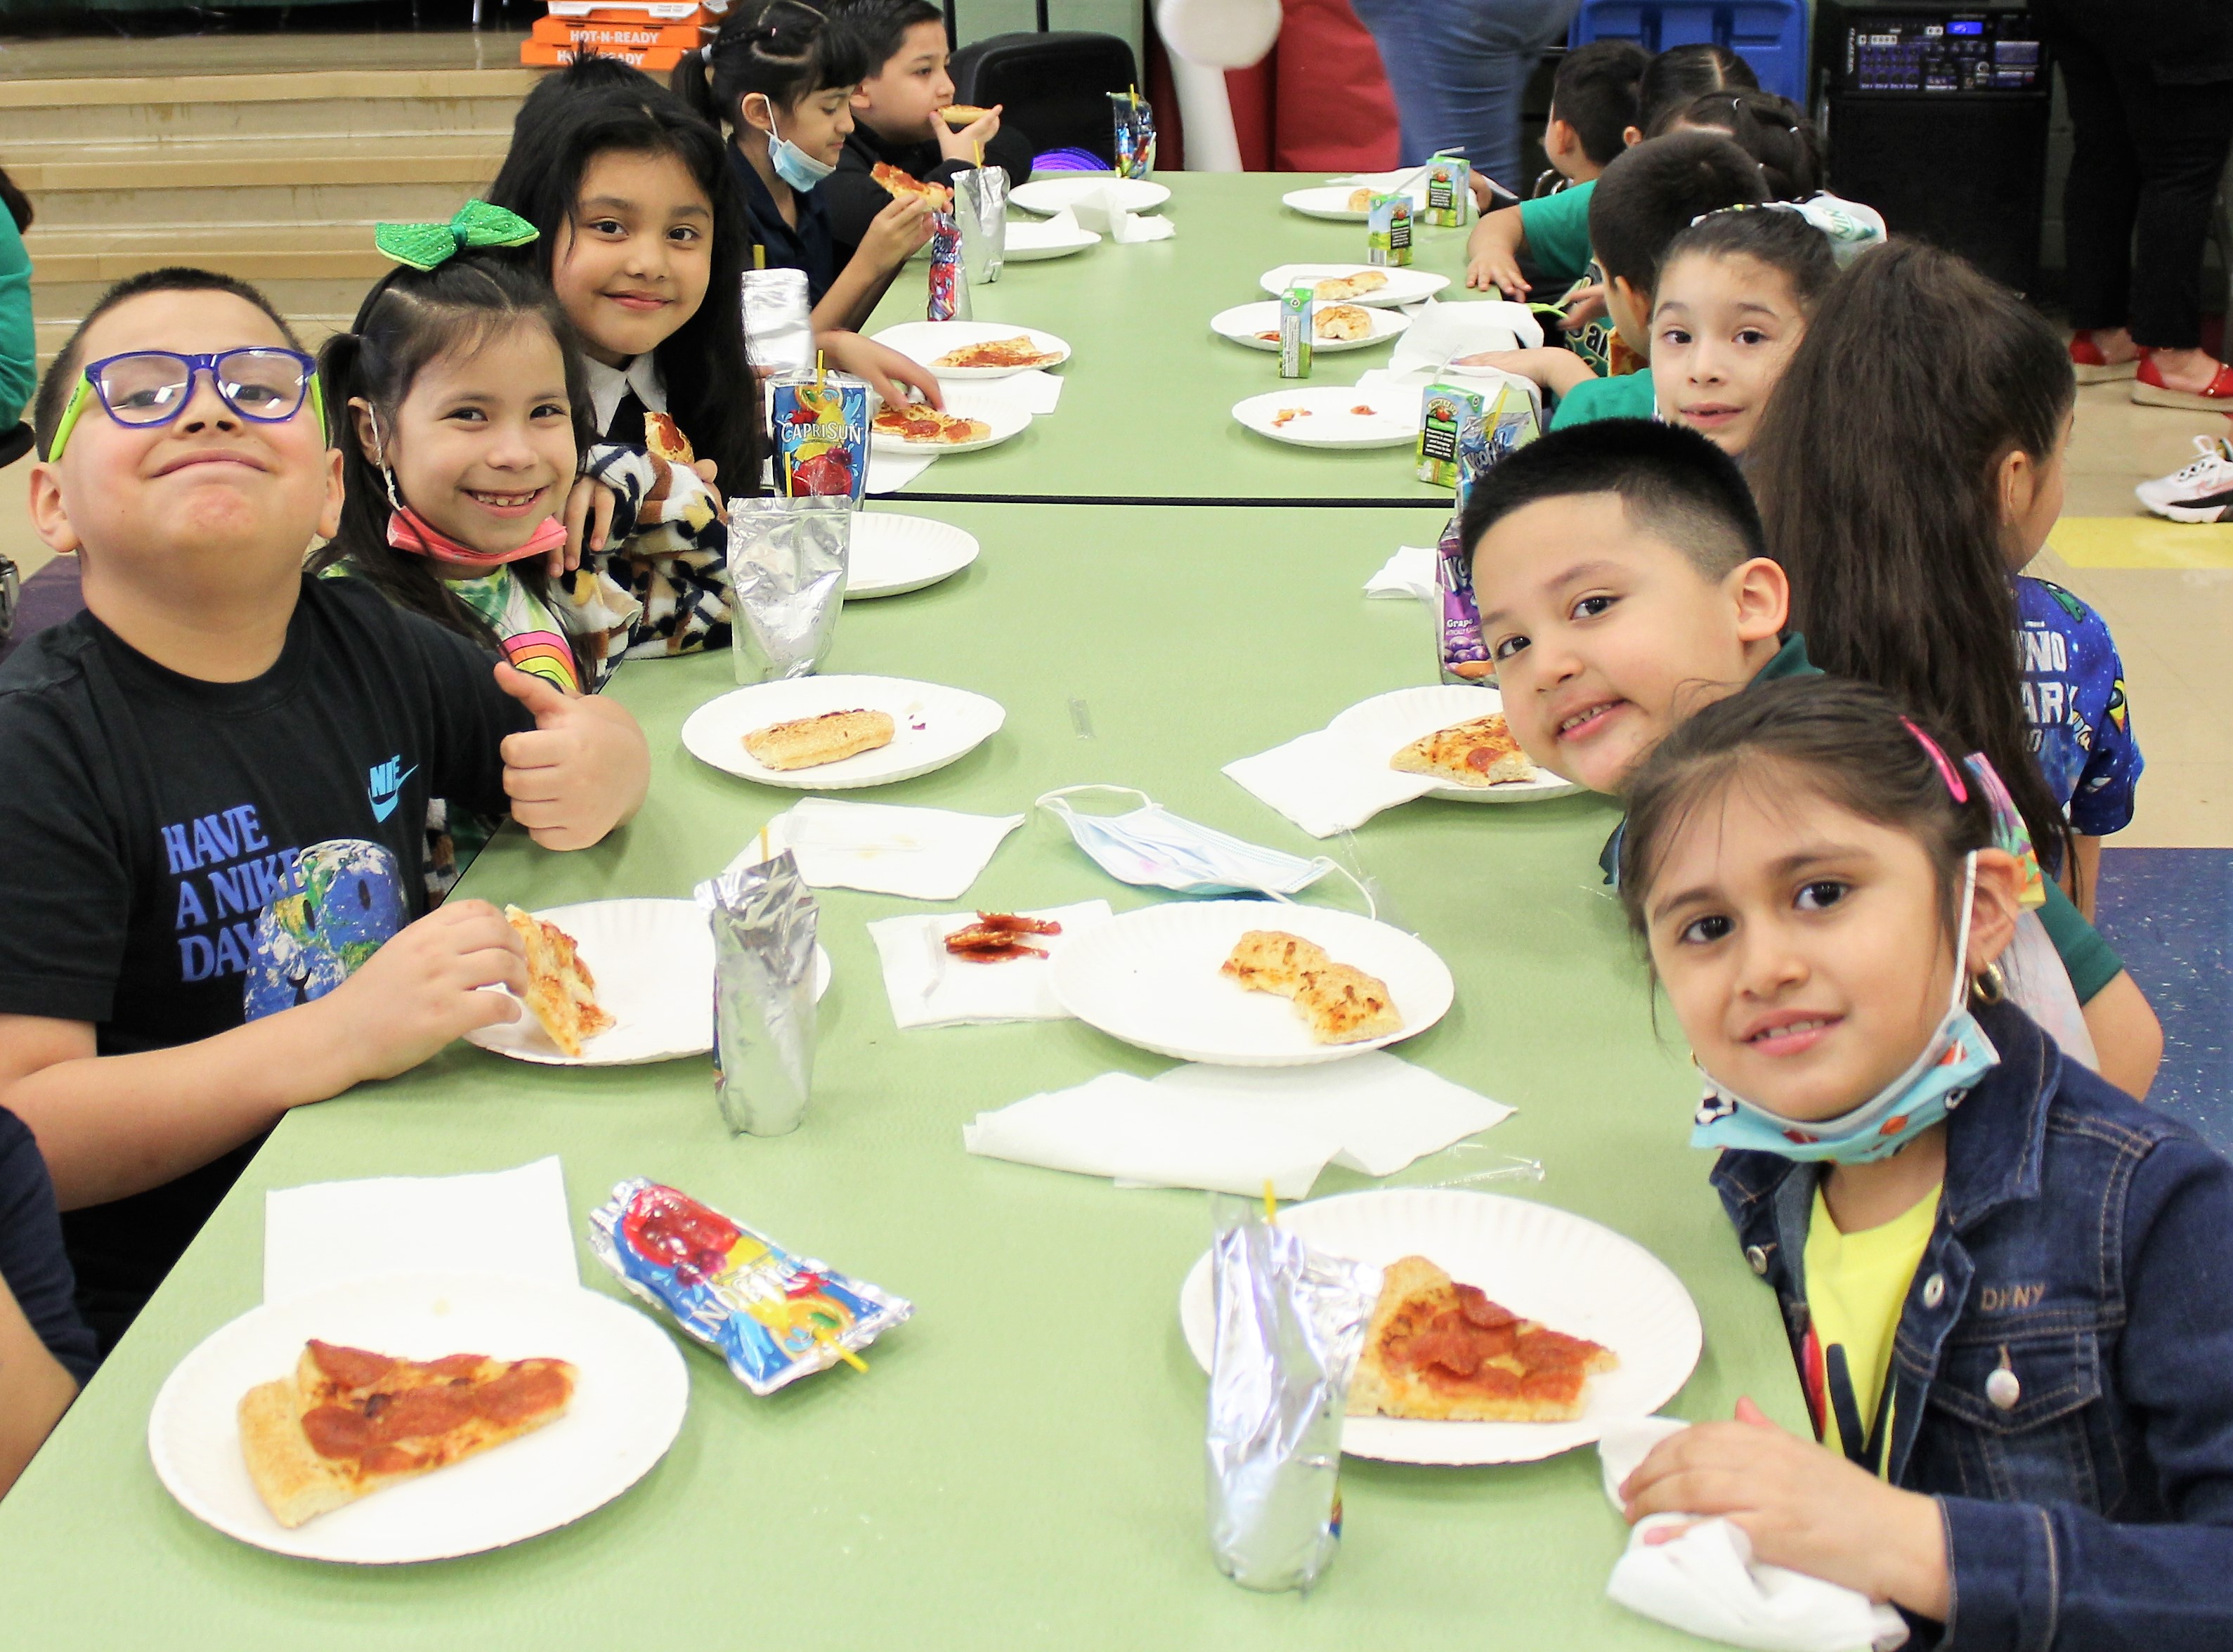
[1367, 192, 1413, 267]
[1421, 152, 1471, 227]
[1279, 285, 1313, 379]
[769, 369, 868, 504]
[1417, 383, 1487, 487]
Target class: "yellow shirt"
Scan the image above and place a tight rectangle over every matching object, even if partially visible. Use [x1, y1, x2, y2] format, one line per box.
[1803, 1183, 1941, 1471]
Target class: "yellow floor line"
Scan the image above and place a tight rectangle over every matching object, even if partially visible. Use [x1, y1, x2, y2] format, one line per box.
[2051, 517, 2233, 569]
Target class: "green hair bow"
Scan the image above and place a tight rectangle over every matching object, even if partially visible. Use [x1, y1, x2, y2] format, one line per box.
[373, 200, 539, 271]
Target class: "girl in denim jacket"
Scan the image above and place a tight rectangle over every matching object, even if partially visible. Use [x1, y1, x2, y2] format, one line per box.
[1613, 674, 2233, 1649]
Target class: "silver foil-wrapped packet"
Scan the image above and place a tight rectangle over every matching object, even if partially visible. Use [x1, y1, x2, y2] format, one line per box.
[742, 267, 814, 375]
[953, 164, 1007, 285]
[1205, 1197, 1383, 1592]
[727, 495, 849, 684]
[696, 852, 819, 1136]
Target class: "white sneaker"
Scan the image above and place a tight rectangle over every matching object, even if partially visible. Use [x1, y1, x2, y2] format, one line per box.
[2136, 434, 2233, 522]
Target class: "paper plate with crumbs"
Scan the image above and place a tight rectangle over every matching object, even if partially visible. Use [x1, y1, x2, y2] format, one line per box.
[682, 675, 1005, 790]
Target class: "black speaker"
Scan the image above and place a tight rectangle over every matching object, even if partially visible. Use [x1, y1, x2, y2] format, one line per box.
[1817, 1, 2052, 296]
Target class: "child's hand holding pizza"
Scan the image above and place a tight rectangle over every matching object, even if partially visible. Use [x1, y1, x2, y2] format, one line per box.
[495, 663, 651, 850]
[315, 900, 528, 1084]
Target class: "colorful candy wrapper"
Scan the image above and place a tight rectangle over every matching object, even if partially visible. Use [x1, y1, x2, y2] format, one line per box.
[927, 210, 968, 321]
[1367, 191, 1412, 267]
[1205, 1194, 1381, 1593]
[589, 1178, 913, 1396]
[1421, 152, 1471, 227]
[1436, 512, 1494, 684]
[1110, 89, 1156, 178]
[1279, 284, 1313, 380]
[771, 368, 869, 503]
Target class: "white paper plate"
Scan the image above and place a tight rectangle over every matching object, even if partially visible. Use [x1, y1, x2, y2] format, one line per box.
[1232, 386, 1416, 450]
[1258, 262, 1451, 308]
[681, 674, 1005, 790]
[1002, 219, 1100, 260]
[1209, 300, 1411, 355]
[1327, 684, 1583, 802]
[1010, 176, 1170, 216]
[870, 320, 1071, 379]
[1179, 1189, 1703, 1464]
[1280, 183, 1426, 222]
[465, 899, 831, 1066]
[846, 512, 980, 598]
[870, 387, 1032, 456]
[1049, 899, 1452, 1067]
[148, 1271, 689, 1562]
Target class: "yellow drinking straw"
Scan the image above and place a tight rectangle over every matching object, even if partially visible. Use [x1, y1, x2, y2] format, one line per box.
[815, 349, 826, 391]
[817, 1326, 870, 1373]
[975, 139, 984, 168]
[1263, 1178, 1278, 1225]
[758, 824, 770, 864]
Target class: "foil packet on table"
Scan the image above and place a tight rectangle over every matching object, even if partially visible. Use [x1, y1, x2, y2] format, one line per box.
[698, 850, 819, 1136]
[953, 164, 1007, 285]
[1205, 1196, 1382, 1593]
[741, 266, 814, 375]
[589, 1178, 913, 1396]
[727, 494, 849, 685]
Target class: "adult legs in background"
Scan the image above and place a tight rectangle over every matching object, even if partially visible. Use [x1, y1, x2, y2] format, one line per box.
[2127, 78, 2233, 352]
[2052, 41, 2141, 334]
[1350, 0, 1581, 186]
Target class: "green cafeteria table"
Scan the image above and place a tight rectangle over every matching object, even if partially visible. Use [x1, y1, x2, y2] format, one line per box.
[871, 173, 1504, 507]
[0, 499, 1801, 1648]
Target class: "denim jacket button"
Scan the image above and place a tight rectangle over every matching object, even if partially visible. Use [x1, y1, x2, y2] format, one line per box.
[1988, 1367, 2022, 1410]
[1745, 1245, 1769, 1276]
[1922, 1273, 1946, 1308]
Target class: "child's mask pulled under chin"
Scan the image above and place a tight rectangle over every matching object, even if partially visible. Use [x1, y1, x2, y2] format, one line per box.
[1687, 852, 2001, 1165]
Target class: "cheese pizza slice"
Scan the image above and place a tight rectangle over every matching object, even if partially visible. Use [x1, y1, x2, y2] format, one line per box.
[1220, 929, 1332, 997]
[1348, 1255, 1617, 1422]
[1291, 963, 1402, 1045]
[1391, 713, 1537, 788]
[240, 1339, 575, 1528]
[503, 905, 615, 1058]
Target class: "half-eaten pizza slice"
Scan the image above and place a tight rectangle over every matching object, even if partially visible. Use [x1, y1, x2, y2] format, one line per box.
[503, 904, 615, 1058]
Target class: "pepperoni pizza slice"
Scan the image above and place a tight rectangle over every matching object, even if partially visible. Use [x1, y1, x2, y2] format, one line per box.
[1348, 1255, 1616, 1422]
[240, 1339, 577, 1528]
[871, 161, 953, 210]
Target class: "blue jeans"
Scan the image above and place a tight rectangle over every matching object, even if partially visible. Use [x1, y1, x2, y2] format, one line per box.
[1347, 0, 1582, 188]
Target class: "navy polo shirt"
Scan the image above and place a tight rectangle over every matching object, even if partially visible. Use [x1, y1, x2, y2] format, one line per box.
[734, 146, 838, 305]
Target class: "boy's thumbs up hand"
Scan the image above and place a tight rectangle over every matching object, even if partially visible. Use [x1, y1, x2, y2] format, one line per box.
[495, 661, 650, 850]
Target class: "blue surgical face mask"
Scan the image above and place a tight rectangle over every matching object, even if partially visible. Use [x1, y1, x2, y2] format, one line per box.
[757, 98, 835, 192]
[1036, 786, 1368, 910]
[1688, 853, 2000, 1165]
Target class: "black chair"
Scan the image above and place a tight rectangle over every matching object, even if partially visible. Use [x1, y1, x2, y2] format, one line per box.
[0, 422, 32, 469]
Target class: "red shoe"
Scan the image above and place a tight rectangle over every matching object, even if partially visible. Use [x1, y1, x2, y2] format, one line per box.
[2069, 330, 2139, 384]
[2133, 354, 2233, 410]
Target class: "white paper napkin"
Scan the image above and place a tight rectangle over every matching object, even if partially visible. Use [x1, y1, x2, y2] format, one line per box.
[869, 899, 1113, 1028]
[1067, 185, 1176, 242]
[963, 1053, 1513, 1198]
[1598, 1419, 1911, 1652]
[1367, 545, 1440, 601]
[263, 1156, 577, 1306]
[866, 447, 939, 495]
[1389, 295, 1544, 373]
[1224, 728, 1437, 840]
[941, 368, 1063, 416]
[1007, 206, 1091, 247]
[734, 798, 1025, 901]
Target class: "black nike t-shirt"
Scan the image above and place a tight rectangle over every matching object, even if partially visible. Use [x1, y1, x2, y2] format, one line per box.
[0, 575, 534, 1351]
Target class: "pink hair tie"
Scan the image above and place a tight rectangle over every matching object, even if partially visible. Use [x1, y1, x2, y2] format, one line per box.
[1901, 717, 1970, 803]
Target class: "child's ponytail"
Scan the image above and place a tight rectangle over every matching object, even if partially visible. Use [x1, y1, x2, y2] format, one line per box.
[1660, 88, 1823, 200]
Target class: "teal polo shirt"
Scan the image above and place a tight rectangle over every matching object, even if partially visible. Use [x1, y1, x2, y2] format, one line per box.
[1517, 181, 1596, 287]
[1550, 368, 1656, 430]
[1599, 634, 2123, 1002]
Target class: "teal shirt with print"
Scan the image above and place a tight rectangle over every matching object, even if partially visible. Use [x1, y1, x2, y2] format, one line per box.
[1599, 635, 2124, 1002]
[1518, 181, 1596, 287]
[0, 211, 34, 430]
[1551, 368, 1655, 430]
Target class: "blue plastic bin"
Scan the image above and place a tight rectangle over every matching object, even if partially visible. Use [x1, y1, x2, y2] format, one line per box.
[1570, 1, 1811, 108]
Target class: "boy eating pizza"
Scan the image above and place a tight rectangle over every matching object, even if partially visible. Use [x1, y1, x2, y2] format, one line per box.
[0, 268, 651, 1353]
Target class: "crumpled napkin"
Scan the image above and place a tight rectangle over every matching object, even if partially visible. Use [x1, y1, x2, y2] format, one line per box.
[1224, 728, 1438, 839]
[263, 1156, 578, 1305]
[735, 798, 1025, 901]
[1006, 207, 1100, 250]
[962, 1052, 1513, 1197]
[1389, 295, 1544, 374]
[1066, 185, 1176, 242]
[1597, 1418, 1911, 1652]
[868, 899, 1112, 1028]
[1366, 545, 1439, 602]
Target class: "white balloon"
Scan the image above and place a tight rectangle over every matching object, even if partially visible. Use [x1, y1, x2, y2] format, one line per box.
[1156, 0, 1281, 70]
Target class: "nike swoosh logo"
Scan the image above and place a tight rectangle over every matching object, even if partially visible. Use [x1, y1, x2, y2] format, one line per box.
[368, 764, 419, 823]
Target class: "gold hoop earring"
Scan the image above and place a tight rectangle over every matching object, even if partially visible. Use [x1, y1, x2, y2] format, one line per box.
[1973, 961, 2007, 1005]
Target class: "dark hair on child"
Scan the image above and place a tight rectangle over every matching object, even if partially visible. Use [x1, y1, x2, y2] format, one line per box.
[1658, 204, 1838, 313]
[1617, 675, 1996, 947]
[1747, 239, 2076, 887]
[828, 0, 943, 71]
[34, 266, 303, 460]
[486, 58, 761, 501]
[1589, 129, 1769, 293]
[1461, 417, 1764, 584]
[1551, 39, 1650, 166]
[1655, 87, 1821, 199]
[1637, 42, 1758, 135]
[673, 0, 871, 135]
[308, 255, 598, 682]
[0, 164, 32, 235]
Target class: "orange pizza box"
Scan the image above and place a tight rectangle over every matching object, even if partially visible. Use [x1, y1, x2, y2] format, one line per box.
[544, 0, 715, 22]
[521, 39, 694, 69]
[530, 14, 705, 48]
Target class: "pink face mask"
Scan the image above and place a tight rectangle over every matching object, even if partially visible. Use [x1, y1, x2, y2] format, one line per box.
[386, 501, 568, 568]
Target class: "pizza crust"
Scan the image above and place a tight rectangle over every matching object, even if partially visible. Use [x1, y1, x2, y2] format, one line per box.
[1391, 713, 1537, 788]
[1219, 929, 1331, 996]
[1349, 1256, 1616, 1422]
[1313, 271, 1389, 301]
[504, 906, 615, 1058]
[743, 708, 896, 771]
[1315, 304, 1372, 342]
[1220, 931, 1403, 1045]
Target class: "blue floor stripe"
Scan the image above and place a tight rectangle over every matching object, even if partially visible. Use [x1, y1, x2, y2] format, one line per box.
[2096, 850, 2233, 1154]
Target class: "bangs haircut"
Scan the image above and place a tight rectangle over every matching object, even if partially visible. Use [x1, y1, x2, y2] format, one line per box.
[36, 266, 303, 461]
[1551, 39, 1650, 164]
[1589, 129, 1770, 292]
[1460, 417, 1765, 585]
[1617, 676, 1994, 950]
[828, 0, 942, 70]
